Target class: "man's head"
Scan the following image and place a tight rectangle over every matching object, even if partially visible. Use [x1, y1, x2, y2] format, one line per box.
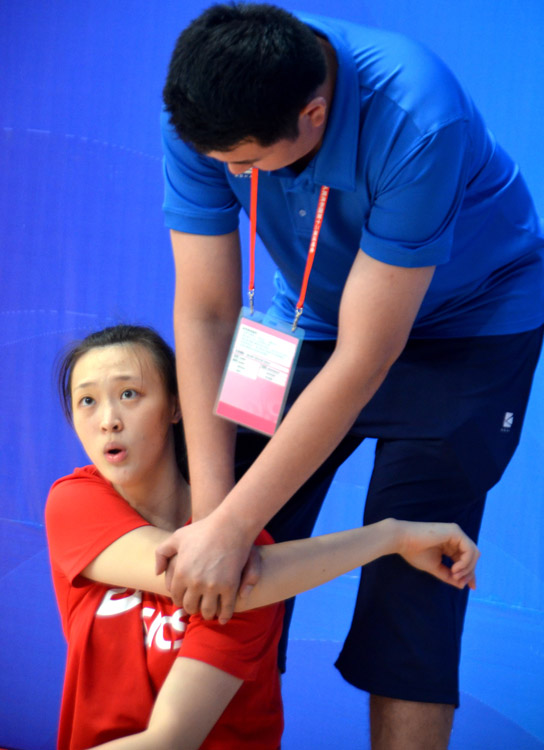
[163, 3, 328, 158]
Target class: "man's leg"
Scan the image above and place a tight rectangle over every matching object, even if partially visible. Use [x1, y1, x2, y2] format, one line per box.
[336, 437, 487, 749]
[337, 327, 543, 749]
[370, 696, 454, 750]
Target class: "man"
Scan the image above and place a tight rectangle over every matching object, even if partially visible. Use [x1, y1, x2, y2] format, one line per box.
[156, 4, 544, 748]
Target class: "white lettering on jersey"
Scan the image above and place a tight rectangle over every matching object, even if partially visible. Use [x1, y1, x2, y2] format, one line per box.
[142, 608, 187, 651]
[96, 587, 143, 617]
[95, 588, 186, 651]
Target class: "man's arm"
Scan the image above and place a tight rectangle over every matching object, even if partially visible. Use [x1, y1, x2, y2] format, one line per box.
[171, 228, 242, 520]
[158, 251, 435, 620]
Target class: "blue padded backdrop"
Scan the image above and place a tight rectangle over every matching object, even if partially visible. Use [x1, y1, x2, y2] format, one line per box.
[1, 2, 543, 748]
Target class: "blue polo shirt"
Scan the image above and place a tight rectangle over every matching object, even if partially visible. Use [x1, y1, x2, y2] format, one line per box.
[161, 13, 544, 339]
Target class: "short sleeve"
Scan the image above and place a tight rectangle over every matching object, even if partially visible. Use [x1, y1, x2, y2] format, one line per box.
[178, 529, 283, 682]
[161, 110, 241, 236]
[180, 604, 283, 682]
[45, 468, 150, 584]
[362, 119, 472, 267]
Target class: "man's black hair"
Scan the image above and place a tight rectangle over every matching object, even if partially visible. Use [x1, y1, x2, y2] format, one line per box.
[163, 2, 327, 152]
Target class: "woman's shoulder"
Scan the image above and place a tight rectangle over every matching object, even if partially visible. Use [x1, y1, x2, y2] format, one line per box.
[45, 465, 134, 543]
[49, 464, 102, 493]
[46, 465, 118, 513]
[45, 465, 150, 591]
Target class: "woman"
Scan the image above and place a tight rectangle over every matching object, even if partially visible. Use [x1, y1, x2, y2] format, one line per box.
[45, 324, 478, 750]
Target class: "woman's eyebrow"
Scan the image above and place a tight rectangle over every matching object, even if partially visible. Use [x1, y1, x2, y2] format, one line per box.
[73, 375, 135, 391]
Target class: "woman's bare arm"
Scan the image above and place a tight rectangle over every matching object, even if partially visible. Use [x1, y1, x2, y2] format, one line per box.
[83, 520, 478, 749]
[90, 657, 242, 750]
[83, 518, 479, 607]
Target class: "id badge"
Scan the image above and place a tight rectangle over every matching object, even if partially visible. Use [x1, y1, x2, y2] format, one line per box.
[214, 308, 304, 436]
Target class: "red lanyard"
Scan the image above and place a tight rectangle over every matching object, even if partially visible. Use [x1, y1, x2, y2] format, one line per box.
[249, 167, 329, 331]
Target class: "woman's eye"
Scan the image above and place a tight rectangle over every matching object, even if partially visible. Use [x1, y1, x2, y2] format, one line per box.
[80, 396, 95, 407]
[121, 389, 138, 400]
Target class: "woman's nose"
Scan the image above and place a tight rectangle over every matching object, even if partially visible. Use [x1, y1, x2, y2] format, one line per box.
[100, 406, 122, 432]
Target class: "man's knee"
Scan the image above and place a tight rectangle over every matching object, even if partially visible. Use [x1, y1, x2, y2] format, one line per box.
[370, 695, 454, 750]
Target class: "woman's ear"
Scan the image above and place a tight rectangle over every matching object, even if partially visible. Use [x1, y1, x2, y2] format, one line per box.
[171, 397, 182, 424]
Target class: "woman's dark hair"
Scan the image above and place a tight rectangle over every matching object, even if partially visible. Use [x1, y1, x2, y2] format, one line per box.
[57, 324, 187, 479]
[163, 2, 327, 152]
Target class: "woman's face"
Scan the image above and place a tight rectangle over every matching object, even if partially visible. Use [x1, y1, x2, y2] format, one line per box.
[70, 344, 180, 492]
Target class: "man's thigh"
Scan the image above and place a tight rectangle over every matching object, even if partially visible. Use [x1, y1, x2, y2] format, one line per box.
[336, 436, 486, 705]
[236, 327, 543, 681]
[336, 326, 543, 704]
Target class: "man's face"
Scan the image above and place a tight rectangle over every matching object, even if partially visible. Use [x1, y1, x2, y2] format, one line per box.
[206, 133, 319, 175]
[205, 97, 327, 174]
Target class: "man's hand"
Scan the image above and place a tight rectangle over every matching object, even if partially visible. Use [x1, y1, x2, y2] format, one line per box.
[155, 514, 253, 623]
[238, 545, 263, 600]
[396, 521, 480, 590]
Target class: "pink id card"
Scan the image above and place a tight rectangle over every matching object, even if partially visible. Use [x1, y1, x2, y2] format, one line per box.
[214, 309, 304, 436]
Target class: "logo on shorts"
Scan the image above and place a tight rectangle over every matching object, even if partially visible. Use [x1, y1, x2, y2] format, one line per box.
[501, 412, 514, 432]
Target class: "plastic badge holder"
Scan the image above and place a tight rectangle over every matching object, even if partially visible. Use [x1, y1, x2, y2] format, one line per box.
[214, 308, 304, 436]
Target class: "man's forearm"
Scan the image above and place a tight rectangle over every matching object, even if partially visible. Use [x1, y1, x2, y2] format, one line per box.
[155, 341, 391, 615]
[209, 257, 435, 543]
[175, 314, 238, 518]
[171, 228, 244, 519]
[211, 344, 392, 542]
[162, 254, 435, 619]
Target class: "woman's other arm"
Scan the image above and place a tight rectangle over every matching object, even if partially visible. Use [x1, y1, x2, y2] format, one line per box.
[83, 518, 479, 607]
[84, 519, 478, 749]
[90, 657, 242, 750]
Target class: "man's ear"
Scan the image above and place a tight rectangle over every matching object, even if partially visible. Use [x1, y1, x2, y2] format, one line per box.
[299, 96, 327, 129]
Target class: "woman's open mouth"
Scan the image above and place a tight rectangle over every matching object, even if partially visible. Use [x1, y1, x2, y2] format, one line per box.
[104, 445, 128, 464]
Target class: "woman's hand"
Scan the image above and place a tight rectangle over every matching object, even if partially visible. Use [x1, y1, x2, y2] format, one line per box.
[396, 520, 479, 589]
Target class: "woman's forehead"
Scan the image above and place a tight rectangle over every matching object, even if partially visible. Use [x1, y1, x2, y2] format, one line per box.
[71, 344, 157, 388]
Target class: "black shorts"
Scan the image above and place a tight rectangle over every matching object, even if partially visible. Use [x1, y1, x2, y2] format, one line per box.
[235, 326, 543, 706]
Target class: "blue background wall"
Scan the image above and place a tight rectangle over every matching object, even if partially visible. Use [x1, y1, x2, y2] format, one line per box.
[1, 1, 543, 748]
